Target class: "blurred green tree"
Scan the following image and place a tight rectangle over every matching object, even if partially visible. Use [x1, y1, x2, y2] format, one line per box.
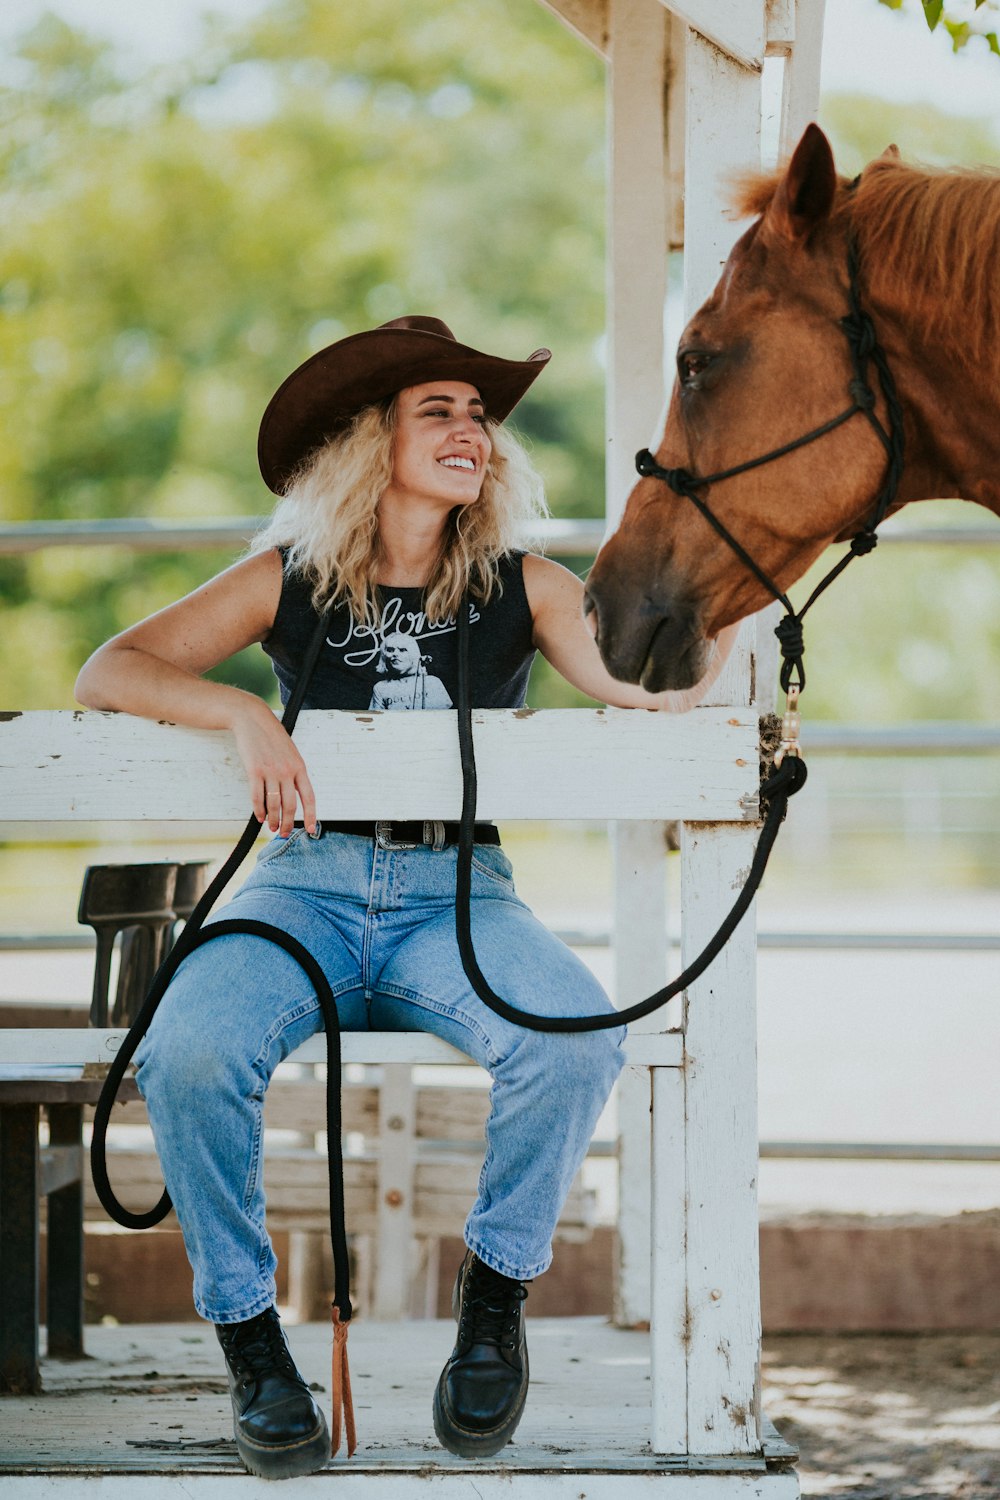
[1, 3, 998, 722]
[0, 0, 605, 706]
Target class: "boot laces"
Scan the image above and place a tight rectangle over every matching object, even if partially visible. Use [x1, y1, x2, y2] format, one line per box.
[460, 1261, 527, 1351]
[222, 1309, 301, 1383]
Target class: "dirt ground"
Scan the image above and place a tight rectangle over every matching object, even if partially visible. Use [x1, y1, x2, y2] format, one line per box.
[762, 1334, 1000, 1499]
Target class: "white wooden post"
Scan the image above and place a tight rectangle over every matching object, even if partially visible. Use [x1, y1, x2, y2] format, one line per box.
[372, 1063, 416, 1320]
[679, 823, 761, 1455]
[778, 0, 827, 156]
[667, 9, 765, 1459]
[604, 0, 671, 1331]
[747, 0, 829, 713]
[612, 822, 669, 1332]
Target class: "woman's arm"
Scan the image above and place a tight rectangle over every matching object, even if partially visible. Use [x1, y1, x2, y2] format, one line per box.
[522, 553, 739, 711]
[75, 548, 317, 835]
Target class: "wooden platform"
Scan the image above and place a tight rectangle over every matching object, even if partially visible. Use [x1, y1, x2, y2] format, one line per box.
[0, 1319, 797, 1495]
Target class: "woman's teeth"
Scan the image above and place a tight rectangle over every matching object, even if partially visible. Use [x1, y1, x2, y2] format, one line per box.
[439, 457, 475, 471]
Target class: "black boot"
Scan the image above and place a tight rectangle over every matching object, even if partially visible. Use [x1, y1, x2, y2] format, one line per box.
[433, 1250, 529, 1458]
[216, 1306, 330, 1480]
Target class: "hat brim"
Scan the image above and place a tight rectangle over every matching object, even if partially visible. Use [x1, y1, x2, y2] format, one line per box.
[258, 327, 551, 494]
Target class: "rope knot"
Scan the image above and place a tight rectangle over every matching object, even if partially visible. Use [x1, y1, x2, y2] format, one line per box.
[842, 312, 877, 361]
[850, 529, 878, 556]
[774, 614, 806, 693]
[848, 378, 876, 411]
[773, 614, 804, 661]
[635, 449, 700, 496]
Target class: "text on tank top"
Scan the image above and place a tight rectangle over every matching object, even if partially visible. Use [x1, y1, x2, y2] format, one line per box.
[262, 550, 537, 712]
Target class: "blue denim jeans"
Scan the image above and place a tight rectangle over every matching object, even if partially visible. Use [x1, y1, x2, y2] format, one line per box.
[134, 829, 626, 1324]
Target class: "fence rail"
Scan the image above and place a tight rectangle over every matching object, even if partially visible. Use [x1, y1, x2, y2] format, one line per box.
[3, 515, 1000, 556]
[3, 928, 999, 953]
[4, 516, 997, 1172]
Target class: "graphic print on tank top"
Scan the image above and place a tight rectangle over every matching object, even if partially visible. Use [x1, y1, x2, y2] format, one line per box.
[324, 592, 483, 712]
[367, 632, 452, 711]
[263, 552, 536, 713]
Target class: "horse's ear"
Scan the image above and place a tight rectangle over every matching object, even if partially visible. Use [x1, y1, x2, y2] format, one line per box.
[765, 123, 837, 244]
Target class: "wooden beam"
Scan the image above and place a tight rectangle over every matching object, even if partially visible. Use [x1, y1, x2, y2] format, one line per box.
[2, 708, 758, 823]
[765, 0, 796, 54]
[1, 1028, 686, 1068]
[682, 31, 762, 315]
[535, 0, 609, 57]
[604, 0, 670, 1336]
[658, 0, 764, 69]
[779, 0, 827, 156]
[680, 823, 762, 1457]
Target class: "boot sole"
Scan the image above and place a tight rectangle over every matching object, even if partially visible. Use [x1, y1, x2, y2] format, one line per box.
[233, 1411, 330, 1480]
[432, 1350, 529, 1460]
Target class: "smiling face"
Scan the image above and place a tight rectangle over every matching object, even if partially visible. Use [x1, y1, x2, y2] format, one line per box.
[387, 380, 492, 510]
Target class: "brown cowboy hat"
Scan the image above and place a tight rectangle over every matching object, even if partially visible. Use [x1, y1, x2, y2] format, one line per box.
[257, 314, 551, 494]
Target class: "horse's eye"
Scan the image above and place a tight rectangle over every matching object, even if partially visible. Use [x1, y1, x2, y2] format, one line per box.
[678, 349, 715, 385]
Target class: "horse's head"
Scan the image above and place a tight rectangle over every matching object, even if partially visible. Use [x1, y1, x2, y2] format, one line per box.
[586, 124, 895, 692]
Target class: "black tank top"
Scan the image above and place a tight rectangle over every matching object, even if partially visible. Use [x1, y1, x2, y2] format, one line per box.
[263, 550, 536, 712]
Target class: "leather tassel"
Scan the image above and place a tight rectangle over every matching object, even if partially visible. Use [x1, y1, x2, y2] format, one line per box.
[330, 1304, 357, 1458]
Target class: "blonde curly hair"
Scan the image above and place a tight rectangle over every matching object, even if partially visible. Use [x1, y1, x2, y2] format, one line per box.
[250, 397, 548, 624]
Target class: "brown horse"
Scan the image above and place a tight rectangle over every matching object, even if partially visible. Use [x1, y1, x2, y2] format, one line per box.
[585, 123, 1000, 692]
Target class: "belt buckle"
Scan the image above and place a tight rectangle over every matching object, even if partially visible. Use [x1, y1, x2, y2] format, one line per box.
[423, 819, 447, 852]
[375, 820, 417, 851]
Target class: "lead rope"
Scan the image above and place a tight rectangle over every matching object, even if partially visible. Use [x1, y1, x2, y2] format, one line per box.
[90, 606, 357, 1460]
[452, 231, 904, 1029]
[454, 597, 806, 1031]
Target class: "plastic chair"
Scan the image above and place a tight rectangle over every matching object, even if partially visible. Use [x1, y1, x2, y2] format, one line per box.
[78, 863, 177, 1027]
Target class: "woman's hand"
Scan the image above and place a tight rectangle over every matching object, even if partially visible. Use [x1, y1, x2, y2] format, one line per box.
[230, 699, 318, 837]
[75, 549, 318, 831]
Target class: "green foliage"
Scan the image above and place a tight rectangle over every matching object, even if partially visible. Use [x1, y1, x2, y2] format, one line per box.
[1, 0, 605, 707]
[878, 0, 1000, 58]
[821, 92, 1000, 172]
[3, 5, 1000, 726]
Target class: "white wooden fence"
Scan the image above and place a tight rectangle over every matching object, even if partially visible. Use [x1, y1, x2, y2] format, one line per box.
[1, 701, 798, 1493]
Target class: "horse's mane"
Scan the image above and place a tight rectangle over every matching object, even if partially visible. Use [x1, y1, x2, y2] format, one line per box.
[734, 156, 1000, 370]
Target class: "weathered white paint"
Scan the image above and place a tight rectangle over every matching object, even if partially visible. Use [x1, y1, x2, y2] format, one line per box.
[764, 0, 795, 52]
[1, 709, 758, 824]
[680, 823, 762, 1456]
[373, 1064, 417, 1320]
[0, 1476, 800, 1496]
[660, 0, 765, 68]
[682, 31, 762, 315]
[0, 1028, 686, 1068]
[605, 0, 668, 526]
[0, 1318, 800, 1488]
[666, 14, 687, 252]
[778, 0, 826, 155]
[536, 0, 609, 55]
[604, 0, 670, 1333]
[675, 61, 765, 1394]
[700, 625, 756, 711]
[650, 1061, 690, 1453]
[612, 822, 671, 1327]
[754, 604, 783, 715]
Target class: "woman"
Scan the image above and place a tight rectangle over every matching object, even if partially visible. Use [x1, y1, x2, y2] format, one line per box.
[76, 315, 736, 1480]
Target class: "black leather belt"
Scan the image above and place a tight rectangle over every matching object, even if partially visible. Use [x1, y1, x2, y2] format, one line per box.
[292, 819, 501, 850]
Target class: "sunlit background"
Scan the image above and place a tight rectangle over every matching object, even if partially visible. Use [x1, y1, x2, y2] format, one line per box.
[2, 1, 999, 1225]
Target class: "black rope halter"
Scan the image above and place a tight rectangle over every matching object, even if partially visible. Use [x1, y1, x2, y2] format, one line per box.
[635, 232, 906, 694]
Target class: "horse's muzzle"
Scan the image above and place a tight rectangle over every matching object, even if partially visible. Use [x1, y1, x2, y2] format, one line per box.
[583, 576, 708, 692]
